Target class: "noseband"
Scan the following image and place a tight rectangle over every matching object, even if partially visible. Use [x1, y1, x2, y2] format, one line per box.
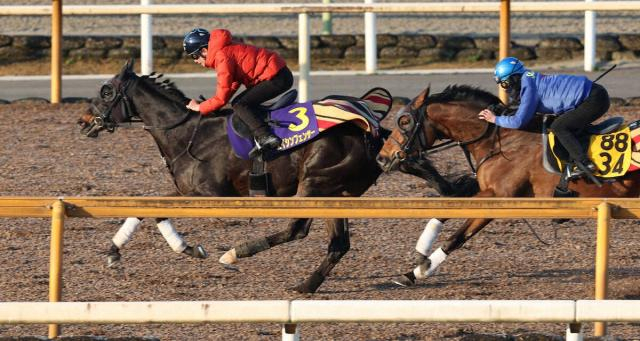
[393, 102, 499, 176]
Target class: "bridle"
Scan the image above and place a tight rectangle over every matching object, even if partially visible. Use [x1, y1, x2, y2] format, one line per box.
[86, 74, 195, 135]
[84, 76, 138, 137]
[391, 101, 501, 176]
[85, 72, 204, 195]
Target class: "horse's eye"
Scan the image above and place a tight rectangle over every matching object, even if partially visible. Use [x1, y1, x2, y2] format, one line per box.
[397, 115, 414, 132]
[100, 84, 116, 101]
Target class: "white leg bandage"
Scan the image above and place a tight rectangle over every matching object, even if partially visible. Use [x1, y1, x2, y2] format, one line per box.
[111, 217, 142, 249]
[413, 247, 447, 279]
[157, 219, 187, 253]
[415, 218, 443, 256]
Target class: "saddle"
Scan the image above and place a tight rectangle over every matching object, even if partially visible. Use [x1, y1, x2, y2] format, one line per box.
[226, 87, 393, 160]
[541, 115, 640, 180]
[229, 89, 299, 138]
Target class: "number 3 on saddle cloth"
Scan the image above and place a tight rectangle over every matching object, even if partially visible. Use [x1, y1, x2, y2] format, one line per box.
[543, 116, 640, 179]
[226, 88, 393, 161]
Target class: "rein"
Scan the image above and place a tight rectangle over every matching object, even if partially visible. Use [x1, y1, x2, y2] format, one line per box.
[142, 109, 194, 131]
[141, 108, 205, 196]
[402, 102, 502, 176]
[92, 74, 205, 196]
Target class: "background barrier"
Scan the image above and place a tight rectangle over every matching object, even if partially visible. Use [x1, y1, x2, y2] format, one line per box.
[0, 197, 638, 338]
[3, 2, 640, 102]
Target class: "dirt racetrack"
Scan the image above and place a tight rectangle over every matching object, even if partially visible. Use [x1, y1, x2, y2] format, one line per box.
[0, 99, 640, 341]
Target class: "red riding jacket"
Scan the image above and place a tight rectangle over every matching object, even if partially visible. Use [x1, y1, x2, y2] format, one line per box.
[199, 29, 286, 115]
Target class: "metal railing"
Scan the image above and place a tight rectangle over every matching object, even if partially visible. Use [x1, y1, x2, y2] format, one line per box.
[1, 196, 639, 338]
[2, 2, 640, 102]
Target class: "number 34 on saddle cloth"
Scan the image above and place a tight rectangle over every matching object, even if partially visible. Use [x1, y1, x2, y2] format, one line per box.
[226, 87, 392, 160]
[548, 119, 640, 178]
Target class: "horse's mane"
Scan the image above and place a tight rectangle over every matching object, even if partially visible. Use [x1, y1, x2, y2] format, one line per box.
[427, 84, 501, 108]
[137, 72, 190, 105]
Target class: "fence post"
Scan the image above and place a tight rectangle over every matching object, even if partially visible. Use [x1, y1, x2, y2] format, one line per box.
[48, 199, 66, 339]
[298, 12, 310, 102]
[282, 323, 300, 341]
[141, 0, 153, 75]
[498, 0, 511, 104]
[322, 0, 332, 35]
[364, 0, 377, 74]
[566, 323, 583, 341]
[584, 0, 596, 71]
[51, 0, 62, 104]
[594, 201, 610, 336]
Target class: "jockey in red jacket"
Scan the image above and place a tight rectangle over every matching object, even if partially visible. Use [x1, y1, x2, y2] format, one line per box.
[183, 28, 293, 157]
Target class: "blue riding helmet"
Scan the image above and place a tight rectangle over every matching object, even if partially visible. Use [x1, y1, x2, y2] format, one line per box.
[183, 28, 210, 56]
[494, 57, 525, 83]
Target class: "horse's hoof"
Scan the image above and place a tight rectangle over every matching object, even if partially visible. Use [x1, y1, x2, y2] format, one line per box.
[193, 245, 208, 259]
[107, 253, 121, 268]
[391, 274, 416, 287]
[288, 283, 310, 294]
[219, 248, 237, 265]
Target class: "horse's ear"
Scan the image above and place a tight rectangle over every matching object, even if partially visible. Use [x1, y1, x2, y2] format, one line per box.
[118, 58, 135, 79]
[125, 58, 135, 72]
[412, 85, 431, 109]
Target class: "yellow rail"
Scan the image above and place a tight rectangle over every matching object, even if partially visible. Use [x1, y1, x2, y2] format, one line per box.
[0, 196, 639, 218]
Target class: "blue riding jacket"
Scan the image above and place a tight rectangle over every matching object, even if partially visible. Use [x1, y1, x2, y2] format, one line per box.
[494, 70, 593, 129]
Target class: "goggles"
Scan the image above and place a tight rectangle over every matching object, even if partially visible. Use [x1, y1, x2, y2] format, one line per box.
[498, 79, 512, 89]
[189, 50, 203, 60]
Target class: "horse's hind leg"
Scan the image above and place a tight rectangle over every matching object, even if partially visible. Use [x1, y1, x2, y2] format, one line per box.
[219, 218, 313, 264]
[155, 218, 208, 260]
[107, 217, 144, 267]
[292, 218, 350, 294]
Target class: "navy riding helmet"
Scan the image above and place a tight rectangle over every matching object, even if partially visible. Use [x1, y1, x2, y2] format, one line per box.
[183, 28, 210, 56]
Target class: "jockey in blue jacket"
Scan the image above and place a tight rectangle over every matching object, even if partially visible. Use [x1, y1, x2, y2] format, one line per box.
[478, 57, 610, 176]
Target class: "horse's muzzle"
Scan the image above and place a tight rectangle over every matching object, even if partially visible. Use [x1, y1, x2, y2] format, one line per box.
[376, 152, 403, 173]
[78, 118, 100, 138]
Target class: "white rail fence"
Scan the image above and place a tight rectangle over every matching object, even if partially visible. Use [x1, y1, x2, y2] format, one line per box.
[2, 2, 640, 101]
[3, 300, 640, 341]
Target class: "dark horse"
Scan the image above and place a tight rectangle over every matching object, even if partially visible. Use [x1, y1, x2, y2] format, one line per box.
[376, 84, 640, 286]
[78, 60, 387, 293]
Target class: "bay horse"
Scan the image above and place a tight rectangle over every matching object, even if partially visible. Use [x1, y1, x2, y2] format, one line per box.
[77, 60, 388, 293]
[376, 84, 640, 286]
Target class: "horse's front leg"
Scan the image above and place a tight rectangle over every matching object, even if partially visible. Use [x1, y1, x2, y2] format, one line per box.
[394, 189, 497, 286]
[107, 217, 208, 267]
[292, 218, 349, 293]
[219, 218, 313, 264]
[394, 217, 493, 286]
[107, 217, 144, 267]
[154, 217, 208, 260]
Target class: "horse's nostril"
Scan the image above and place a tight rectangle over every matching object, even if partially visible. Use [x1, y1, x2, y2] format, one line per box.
[394, 150, 406, 161]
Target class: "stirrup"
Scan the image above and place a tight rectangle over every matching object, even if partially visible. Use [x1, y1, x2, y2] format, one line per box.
[571, 161, 602, 187]
[248, 138, 269, 159]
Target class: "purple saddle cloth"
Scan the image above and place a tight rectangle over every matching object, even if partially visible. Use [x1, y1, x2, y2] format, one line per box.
[226, 101, 318, 160]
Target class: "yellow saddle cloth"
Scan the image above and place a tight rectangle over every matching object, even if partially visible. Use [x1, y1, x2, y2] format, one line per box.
[549, 119, 640, 178]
